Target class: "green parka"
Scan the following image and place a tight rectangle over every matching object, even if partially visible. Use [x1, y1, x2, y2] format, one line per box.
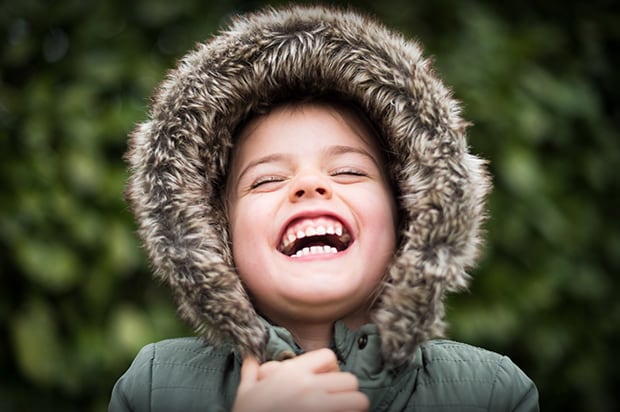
[110, 321, 537, 411]
[111, 4, 539, 411]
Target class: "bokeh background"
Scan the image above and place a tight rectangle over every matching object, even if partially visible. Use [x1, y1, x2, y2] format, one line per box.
[1, 0, 618, 410]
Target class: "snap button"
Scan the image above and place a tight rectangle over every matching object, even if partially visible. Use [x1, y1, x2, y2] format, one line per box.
[357, 334, 368, 350]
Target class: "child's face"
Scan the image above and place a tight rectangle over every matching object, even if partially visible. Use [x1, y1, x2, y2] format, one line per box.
[227, 103, 397, 326]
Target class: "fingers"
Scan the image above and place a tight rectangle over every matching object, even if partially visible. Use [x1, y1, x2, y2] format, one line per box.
[323, 391, 370, 412]
[318, 372, 360, 393]
[256, 360, 280, 380]
[237, 356, 260, 394]
[258, 362, 361, 394]
[288, 348, 340, 374]
[235, 351, 369, 412]
[299, 389, 369, 412]
[257, 348, 339, 381]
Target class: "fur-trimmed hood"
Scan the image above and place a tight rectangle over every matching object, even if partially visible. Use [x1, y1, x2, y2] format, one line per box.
[125, 5, 491, 366]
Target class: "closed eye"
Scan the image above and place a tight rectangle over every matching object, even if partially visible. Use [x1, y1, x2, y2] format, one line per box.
[330, 168, 370, 184]
[250, 175, 286, 190]
[331, 168, 368, 177]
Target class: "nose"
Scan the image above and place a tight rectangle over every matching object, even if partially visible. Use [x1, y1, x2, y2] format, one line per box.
[289, 172, 333, 202]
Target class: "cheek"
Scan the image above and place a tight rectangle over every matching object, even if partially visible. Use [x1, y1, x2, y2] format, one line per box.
[229, 202, 251, 265]
[230, 220, 260, 288]
[229, 196, 260, 237]
[365, 193, 398, 262]
[359, 186, 397, 232]
[228, 197, 275, 271]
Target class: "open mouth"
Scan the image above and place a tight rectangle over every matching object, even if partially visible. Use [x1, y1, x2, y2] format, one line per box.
[278, 216, 352, 258]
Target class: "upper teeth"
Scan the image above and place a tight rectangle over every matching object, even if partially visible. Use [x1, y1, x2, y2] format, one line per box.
[282, 222, 344, 250]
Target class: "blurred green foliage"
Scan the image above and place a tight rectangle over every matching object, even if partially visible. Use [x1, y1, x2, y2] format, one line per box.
[1, 0, 618, 410]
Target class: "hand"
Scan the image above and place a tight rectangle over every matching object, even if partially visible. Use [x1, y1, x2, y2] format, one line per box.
[232, 348, 369, 412]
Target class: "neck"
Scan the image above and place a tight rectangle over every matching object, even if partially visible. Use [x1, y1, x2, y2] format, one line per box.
[269, 309, 370, 352]
[287, 322, 333, 351]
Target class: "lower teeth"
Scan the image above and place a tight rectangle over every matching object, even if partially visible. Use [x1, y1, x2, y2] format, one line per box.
[292, 245, 338, 258]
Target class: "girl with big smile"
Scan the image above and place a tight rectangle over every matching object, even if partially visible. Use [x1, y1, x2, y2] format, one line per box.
[110, 5, 539, 412]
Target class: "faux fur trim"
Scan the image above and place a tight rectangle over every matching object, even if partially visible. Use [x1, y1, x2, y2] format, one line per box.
[125, 5, 491, 365]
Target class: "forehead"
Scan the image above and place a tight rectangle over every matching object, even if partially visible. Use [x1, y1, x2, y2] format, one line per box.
[232, 101, 384, 162]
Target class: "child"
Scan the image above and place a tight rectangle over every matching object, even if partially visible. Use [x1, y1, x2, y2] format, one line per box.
[110, 5, 539, 412]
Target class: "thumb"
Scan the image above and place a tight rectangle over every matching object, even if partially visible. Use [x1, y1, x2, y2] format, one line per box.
[237, 356, 260, 394]
[257, 360, 281, 380]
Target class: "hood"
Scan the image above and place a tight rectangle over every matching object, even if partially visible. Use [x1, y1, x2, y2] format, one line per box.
[125, 5, 491, 366]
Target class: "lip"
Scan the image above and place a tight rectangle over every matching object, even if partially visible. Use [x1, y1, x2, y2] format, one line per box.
[276, 209, 354, 252]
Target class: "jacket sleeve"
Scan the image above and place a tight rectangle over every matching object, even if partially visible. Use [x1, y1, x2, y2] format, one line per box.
[108, 343, 155, 412]
[488, 356, 539, 412]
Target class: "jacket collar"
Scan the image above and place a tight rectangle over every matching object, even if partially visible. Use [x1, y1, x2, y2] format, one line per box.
[261, 318, 423, 389]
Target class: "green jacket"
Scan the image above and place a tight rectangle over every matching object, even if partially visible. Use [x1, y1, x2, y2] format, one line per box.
[110, 322, 538, 412]
[116, 5, 539, 411]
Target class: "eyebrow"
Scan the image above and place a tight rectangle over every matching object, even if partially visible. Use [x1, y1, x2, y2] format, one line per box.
[325, 145, 379, 166]
[236, 153, 290, 185]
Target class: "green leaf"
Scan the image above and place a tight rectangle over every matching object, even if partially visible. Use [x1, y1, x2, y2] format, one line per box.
[11, 299, 63, 385]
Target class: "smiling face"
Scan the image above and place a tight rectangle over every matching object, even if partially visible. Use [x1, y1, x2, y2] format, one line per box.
[227, 102, 397, 329]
